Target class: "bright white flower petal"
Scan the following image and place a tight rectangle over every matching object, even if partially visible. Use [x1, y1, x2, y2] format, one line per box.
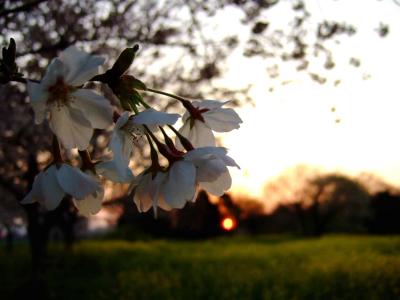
[110, 129, 132, 169]
[203, 108, 242, 132]
[184, 147, 238, 195]
[178, 119, 215, 148]
[179, 99, 242, 148]
[115, 111, 131, 129]
[73, 181, 104, 217]
[196, 158, 228, 182]
[70, 89, 113, 129]
[96, 160, 134, 183]
[200, 170, 232, 196]
[132, 108, 180, 126]
[150, 172, 171, 216]
[56, 164, 100, 200]
[134, 172, 170, 214]
[193, 99, 228, 110]
[163, 160, 196, 209]
[59, 46, 105, 86]
[49, 106, 93, 150]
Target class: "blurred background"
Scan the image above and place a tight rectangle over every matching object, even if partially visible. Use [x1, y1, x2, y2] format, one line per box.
[1, 0, 400, 299]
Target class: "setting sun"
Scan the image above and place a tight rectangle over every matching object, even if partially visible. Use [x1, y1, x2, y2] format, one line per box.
[221, 217, 237, 231]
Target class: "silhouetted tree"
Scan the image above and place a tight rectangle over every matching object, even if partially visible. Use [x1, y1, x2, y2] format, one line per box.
[369, 191, 400, 234]
[297, 174, 371, 236]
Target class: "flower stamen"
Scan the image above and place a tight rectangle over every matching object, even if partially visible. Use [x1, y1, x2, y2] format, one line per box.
[47, 77, 74, 107]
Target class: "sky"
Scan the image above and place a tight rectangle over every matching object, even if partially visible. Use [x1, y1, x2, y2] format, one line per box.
[210, 0, 400, 198]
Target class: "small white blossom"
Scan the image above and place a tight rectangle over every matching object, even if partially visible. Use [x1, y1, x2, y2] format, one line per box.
[95, 159, 134, 183]
[72, 172, 104, 217]
[110, 109, 180, 174]
[27, 46, 113, 150]
[133, 171, 170, 217]
[132, 160, 197, 216]
[184, 147, 239, 196]
[21, 164, 102, 211]
[178, 100, 242, 148]
[162, 160, 197, 208]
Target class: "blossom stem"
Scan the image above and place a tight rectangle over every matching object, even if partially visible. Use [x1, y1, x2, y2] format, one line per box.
[137, 97, 151, 109]
[144, 125, 181, 163]
[159, 126, 183, 155]
[129, 101, 139, 114]
[146, 88, 189, 103]
[145, 134, 161, 170]
[146, 88, 205, 122]
[168, 125, 194, 151]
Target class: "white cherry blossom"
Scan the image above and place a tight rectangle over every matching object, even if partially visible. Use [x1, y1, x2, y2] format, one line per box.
[132, 160, 197, 216]
[21, 164, 102, 211]
[95, 159, 134, 183]
[110, 109, 180, 174]
[184, 147, 239, 196]
[133, 171, 170, 217]
[72, 172, 104, 217]
[27, 46, 113, 150]
[178, 100, 242, 148]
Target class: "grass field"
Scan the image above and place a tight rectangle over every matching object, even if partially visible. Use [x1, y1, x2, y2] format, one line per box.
[1, 235, 400, 300]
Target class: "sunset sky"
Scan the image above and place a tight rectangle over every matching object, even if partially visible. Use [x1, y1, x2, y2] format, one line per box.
[211, 0, 400, 197]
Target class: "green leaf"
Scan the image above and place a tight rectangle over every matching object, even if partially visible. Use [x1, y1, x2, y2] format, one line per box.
[130, 89, 143, 106]
[110, 45, 139, 78]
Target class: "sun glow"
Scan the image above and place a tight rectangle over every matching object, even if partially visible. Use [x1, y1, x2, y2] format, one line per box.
[221, 217, 237, 231]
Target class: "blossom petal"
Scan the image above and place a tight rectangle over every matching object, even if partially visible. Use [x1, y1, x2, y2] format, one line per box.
[73, 185, 104, 217]
[21, 190, 35, 205]
[21, 165, 65, 210]
[151, 172, 171, 217]
[71, 89, 113, 129]
[56, 165, 100, 200]
[132, 108, 180, 126]
[186, 146, 240, 169]
[177, 119, 215, 149]
[184, 146, 227, 161]
[110, 129, 132, 169]
[59, 46, 105, 86]
[203, 108, 242, 132]
[41, 58, 65, 88]
[163, 161, 196, 209]
[49, 106, 93, 150]
[200, 170, 232, 196]
[27, 81, 48, 124]
[115, 111, 131, 130]
[39, 166, 67, 210]
[193, 99, 229, 110]
[134, 173, 153, 213]
[197, 158, 228, 182]
[96, 160, 134, 183]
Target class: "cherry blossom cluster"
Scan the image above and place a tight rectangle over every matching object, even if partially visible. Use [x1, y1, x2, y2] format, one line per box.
[2, 40, 242, 217]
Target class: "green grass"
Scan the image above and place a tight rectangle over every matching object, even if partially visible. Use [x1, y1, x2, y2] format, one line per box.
[1, 235, 400, 299]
